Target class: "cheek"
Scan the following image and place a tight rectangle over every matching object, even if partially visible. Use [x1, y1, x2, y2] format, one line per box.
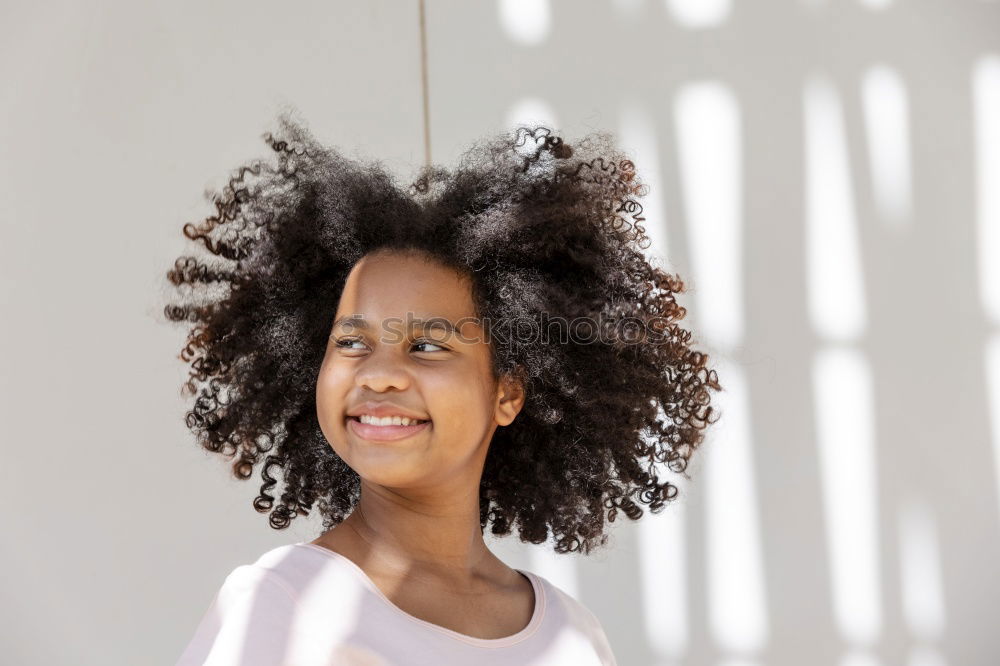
[315, 364, 351, 437]
[426, 374, 496, 441]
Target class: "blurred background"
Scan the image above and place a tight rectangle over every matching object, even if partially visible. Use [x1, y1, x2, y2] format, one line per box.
[2, 0, 999, 664]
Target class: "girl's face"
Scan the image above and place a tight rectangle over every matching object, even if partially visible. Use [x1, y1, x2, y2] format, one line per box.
[316, 250, 524, 491]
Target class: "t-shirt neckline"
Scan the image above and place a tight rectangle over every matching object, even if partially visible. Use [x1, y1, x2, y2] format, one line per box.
[293, 541, 546, 648]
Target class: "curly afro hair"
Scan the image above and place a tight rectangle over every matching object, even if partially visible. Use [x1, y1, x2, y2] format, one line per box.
[162, 112, 723, 555]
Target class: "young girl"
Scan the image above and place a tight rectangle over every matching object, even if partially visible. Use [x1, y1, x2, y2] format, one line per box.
[165, 114, 722, 665]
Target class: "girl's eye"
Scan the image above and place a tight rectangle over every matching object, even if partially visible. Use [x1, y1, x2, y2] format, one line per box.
[412, 339, 448, 353]
[334, 337, 367, 351]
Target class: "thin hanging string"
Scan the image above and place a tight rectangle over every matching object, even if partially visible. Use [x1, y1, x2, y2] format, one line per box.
[418, 0, 432, 169]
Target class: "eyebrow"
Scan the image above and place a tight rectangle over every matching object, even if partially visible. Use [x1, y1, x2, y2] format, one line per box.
[331, 315, 458, 335]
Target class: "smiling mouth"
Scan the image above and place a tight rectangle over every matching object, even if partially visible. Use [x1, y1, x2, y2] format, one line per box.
[346, 416, 430, 425]
[346, 416, 432, 442]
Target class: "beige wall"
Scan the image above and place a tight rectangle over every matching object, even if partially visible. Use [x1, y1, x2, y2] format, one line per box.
[2, 0, 999, 663]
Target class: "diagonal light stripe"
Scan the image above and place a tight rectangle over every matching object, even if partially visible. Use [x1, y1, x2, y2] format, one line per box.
[804, 75, 868, 342]
[617, 101, 671, 265]
[813, 348, 882, 646]
[972, 54, 1000, 325]
[703, 360, 769, 654]
[674, 81, 744, 350]
[861, 64, 913, 227]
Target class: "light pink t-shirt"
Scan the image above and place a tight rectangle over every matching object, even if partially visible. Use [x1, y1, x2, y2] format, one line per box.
[176, 542, 618, 665]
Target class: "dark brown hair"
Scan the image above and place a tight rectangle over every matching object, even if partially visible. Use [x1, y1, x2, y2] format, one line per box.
[162, 113, 723, 554]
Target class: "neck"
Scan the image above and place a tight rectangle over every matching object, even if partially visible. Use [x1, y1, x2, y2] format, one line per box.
[342, 479, 495, 583]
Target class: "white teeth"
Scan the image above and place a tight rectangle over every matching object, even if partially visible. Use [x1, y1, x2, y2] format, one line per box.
[358, 415, 425, 426]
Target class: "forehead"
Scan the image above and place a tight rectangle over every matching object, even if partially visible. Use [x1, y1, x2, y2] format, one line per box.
[336, 251, 477, 321]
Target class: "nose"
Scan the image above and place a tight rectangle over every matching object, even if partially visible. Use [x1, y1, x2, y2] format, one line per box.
[353, 345, 412, 393]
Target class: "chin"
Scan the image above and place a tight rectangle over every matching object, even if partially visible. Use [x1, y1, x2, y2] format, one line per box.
[339, 445, 426, 483]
